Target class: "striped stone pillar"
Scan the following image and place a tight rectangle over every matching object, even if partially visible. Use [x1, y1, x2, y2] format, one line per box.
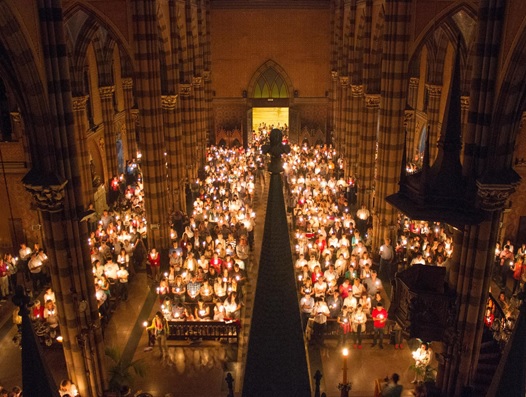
[406, 77, 419, 156]
[122, 77, 137, 160]
[331, 70, 339, 147]
[35, 1, 106, 395]
[425, 84, 442, 162]
[132, 0, 170, 250]
[358, 93, 380, 209]
[440, 179, 517, 395]
[441, 0, 508, 394]
[161, 94, 181, 211]
[99, 85, 118, 182]
[374, 0, 411, 248]
[339, 76, 349, 161]
[72, 95, 93, 208]
[460, 96, 469, 159]
[193, 75, 206, 164]
[347, 84, 363, 178]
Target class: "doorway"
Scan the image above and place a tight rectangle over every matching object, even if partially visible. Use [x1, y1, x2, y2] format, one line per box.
[252, 107, 289, 132]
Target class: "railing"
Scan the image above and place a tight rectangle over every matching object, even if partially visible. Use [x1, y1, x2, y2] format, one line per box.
[165, 320, 240, 341]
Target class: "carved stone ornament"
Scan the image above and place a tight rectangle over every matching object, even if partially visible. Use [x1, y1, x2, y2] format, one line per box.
[331, 70, 338, 81]
[364, 94, 381, 108]
[203, 70, 211, 81]
[98, 137, 105, 152]
[72, 96, 89, 112]
[425, 84, 442, 97]
[192, 76, 203, 87]
[98, 86, 115, 99]
[22, 170, 68, 213]
[179, 84, 192, 96]
[409, 77, 419, 88]
[9, 111, 21, 124]
[161, 95, 178, 110]
[339, 76, 349, 87]
[460, 96, 470, 110]
[404, 109, 415, 127]
[476, 181, 517, 211]
[122, 77, 133, 90]
[351, 85, 364, 97]
[130, 109, 140, 124]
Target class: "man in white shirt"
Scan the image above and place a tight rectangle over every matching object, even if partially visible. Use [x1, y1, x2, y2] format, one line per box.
[104, 258, 119, 281]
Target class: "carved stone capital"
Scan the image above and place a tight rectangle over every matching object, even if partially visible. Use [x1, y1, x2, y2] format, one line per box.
[22, 171, 68, 213]
[203, 70, 211, 81]
[122, 77, 133, 90]
[72, 95, 89, 111]
[425, 84, 442, 97]
[351, 85, 364, 97]
[161, 95, 178, 110]
[9, 112, 21, 124]
[339, 76, 349, 87]
[98, 86, 115, 99]
[364, 94, 381, 108]
[130, 109, 140, 124]
[476, 180, 519, 211]
[331, 70, 338, 81]
[404, 109, 415, 127]
[460, 96, 470, 110]
[192, 76, 203, 87]
[409, 77, 419, 88]
[179, 84, 192, 97]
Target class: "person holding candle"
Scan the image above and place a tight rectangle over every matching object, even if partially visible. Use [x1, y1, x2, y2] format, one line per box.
[337, 305, 352, 346]
[148, 248, 161, 283]
[371, 302, 388, 349]
[146, 311, 169, 358]
[194, 299, 210, 320]
[411, 343, 432, 383]
[351, 304, 367, 349]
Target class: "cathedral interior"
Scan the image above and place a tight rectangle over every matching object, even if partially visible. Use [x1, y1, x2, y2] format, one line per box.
[0, 0, 526, 396]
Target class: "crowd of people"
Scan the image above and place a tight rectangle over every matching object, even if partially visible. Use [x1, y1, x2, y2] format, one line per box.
[145, 144, 261, 332]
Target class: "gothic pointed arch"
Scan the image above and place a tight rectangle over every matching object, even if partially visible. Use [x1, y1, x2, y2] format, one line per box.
[246, 60, 293, 99]
[64, 4, 134, 95]
[492, 22, 526, 169]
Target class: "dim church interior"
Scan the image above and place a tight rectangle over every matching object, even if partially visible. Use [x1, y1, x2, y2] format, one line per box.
[0, 0, 525, 396]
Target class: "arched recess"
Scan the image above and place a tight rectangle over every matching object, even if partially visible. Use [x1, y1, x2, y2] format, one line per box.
[350, 8, 366, 85]
[64, 4, 135, 95]
[491, 22, 526, 169]
[0, 2, 55, 169]
[365, 6, 384, 93]
[409, 3, 477, 93]
[156, 3, 172, 94]
[246, 60, 294, 99]
[407, 3, 477, 160]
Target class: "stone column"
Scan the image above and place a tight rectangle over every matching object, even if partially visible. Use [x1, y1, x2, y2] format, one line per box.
[407, 77, 419, 157]
[99, 85, 118, 182]
[72, 95, 93, 208]
[31, 3, 107, 395]
[132, 0, 170, 250]
[122, 77, 137, 161]
[358, 93, 380, 209]
[193, 75, 206, 165]
[348, 84, 364, 178]
[339, 76, 349, 173]
[425, 84, 442, 163]
[161, 94, 182, 212]
[440, 180, 517, 396]
[374, 0, 411, 248]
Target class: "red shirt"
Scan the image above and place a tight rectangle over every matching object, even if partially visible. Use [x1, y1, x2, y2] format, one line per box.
[148, 252, 161, 267]
[0, 261, 7, 277]
[372, 307, 388, 328]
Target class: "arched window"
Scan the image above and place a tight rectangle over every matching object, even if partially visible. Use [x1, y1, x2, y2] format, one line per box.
[253, 66, 289, 99]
